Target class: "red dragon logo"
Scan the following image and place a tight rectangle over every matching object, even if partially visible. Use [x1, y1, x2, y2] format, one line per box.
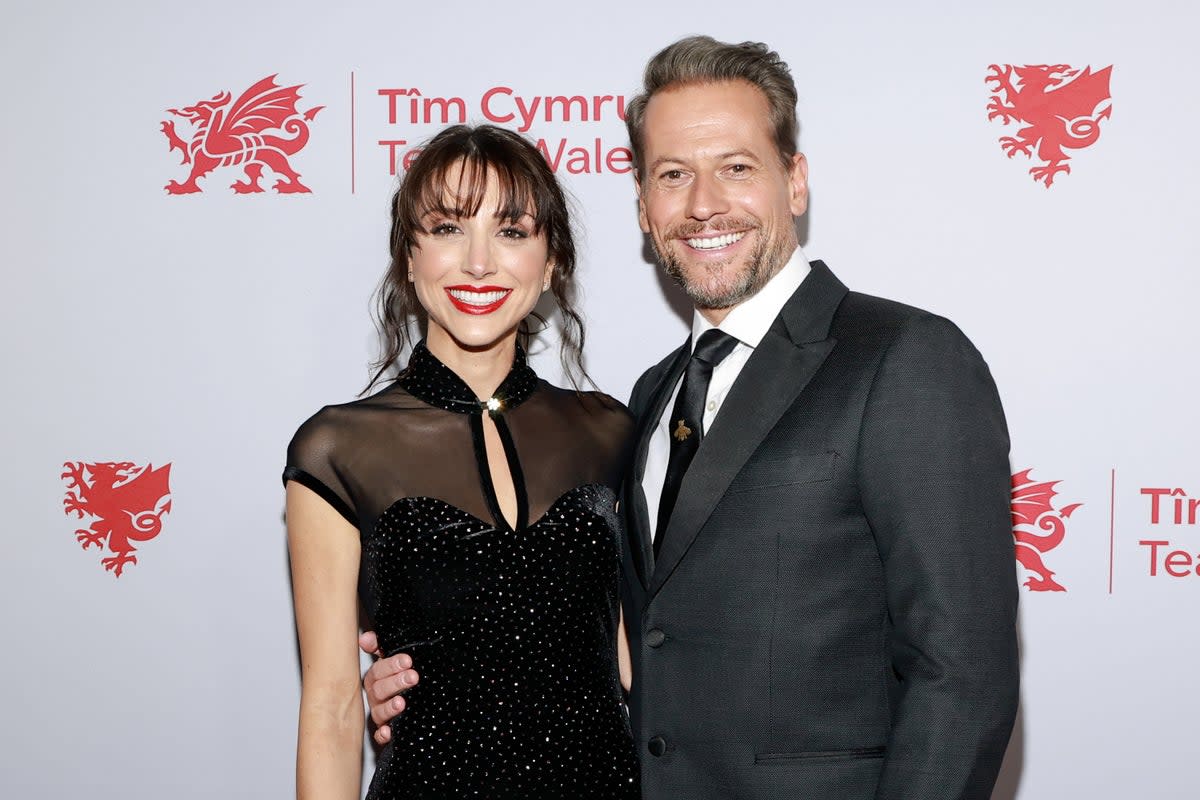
[986, 63, 1112, 187]
[1011, 468, 1081, 592]
[161, 75, 323, 194]
[62, 461, 173, 577]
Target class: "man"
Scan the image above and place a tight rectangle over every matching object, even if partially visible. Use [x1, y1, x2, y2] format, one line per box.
[363, 36, 1019, 799]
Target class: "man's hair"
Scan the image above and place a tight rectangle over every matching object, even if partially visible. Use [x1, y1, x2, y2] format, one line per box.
[625, 36, 799, 178]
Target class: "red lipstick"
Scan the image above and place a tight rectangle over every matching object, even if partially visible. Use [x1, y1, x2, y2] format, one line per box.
[445, 285, 512, 315]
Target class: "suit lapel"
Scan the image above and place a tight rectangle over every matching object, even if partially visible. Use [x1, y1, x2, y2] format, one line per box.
[628, 341, 690, 590]
[649, 261, 848, 596]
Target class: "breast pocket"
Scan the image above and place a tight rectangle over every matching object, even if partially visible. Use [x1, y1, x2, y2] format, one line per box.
[728, 449, 837, 493]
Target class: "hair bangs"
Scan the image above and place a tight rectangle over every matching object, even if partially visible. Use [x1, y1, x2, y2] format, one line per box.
[409, 147, 544, 234]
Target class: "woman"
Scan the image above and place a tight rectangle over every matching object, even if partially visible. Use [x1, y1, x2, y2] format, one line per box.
[283, 125, 640, 799]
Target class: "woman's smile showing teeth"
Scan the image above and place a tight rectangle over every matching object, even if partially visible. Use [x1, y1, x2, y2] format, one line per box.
[445, 285, 513, 315]
[685, 231, 747, 251]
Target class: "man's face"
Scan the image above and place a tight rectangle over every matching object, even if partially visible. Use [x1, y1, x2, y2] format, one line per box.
[636, 80, 808, 318]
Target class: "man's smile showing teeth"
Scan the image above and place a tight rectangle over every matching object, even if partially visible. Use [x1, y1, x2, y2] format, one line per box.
[685, 231, 747, 250]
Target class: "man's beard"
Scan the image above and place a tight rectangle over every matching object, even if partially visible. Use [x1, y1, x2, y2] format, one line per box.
[653, 221, 790, 310]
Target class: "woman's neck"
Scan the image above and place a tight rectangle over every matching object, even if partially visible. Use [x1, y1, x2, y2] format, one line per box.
[424, 331, 518, 401]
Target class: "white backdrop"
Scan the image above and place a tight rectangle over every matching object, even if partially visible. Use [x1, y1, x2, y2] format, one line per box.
[3, 1, 1197, 797]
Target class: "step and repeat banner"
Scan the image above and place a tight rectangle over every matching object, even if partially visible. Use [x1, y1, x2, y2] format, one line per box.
[2, 1, 1196, 797]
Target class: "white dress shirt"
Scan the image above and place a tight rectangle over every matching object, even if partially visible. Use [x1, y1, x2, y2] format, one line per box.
[643, 247, 812, 543]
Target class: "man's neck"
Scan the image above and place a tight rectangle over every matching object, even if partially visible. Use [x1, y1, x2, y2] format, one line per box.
[691, 246, 811, 348]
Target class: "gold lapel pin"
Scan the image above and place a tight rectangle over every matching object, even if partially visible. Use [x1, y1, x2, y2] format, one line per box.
[673, 419, 692, 441]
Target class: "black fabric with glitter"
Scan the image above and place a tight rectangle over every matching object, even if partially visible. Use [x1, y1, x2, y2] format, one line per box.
[284, 341, 639, 798]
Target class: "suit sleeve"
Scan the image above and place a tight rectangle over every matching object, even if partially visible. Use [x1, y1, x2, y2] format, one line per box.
[857, 314, 1019, 800]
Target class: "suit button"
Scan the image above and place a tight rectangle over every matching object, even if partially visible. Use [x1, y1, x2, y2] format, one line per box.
[648, 735, 668, 757]
[645, 628, 666, 648]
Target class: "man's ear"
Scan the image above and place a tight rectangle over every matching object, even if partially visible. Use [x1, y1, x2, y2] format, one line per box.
[788, 153, 809, 217]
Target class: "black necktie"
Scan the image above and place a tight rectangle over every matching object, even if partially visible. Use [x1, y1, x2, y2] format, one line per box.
[655, 329, 740, 557]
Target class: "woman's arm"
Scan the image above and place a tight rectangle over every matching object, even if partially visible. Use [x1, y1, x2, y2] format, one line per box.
[287, 481, 364, 800]
[617, 605, 632, 694]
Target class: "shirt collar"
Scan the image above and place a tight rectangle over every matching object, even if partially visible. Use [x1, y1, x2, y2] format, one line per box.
[690, 246, 811, 351]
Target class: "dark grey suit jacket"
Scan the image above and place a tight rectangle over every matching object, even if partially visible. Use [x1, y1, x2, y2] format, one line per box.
[621, 261, 1019, 800]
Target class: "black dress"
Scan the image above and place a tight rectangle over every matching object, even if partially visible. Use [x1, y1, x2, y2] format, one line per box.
[284, 342, 640, 798]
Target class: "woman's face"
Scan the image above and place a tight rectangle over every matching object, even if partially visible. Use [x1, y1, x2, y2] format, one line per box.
[410, 163, 553, 362]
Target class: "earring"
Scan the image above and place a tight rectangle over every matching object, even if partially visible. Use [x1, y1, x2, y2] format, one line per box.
[408, 270, 414, 282]
[543, 279, 551, 291]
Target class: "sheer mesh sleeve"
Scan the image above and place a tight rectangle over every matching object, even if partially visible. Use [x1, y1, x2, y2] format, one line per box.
[504, 386, 633, 522]
[283, 360, 635, 538]
[283, 407, 359, 527]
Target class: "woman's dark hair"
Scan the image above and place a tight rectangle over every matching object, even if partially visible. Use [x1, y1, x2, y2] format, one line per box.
[367, 124, 587, 391]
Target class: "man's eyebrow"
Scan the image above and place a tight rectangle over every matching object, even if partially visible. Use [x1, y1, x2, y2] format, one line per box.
[646, 150, 763, 173]
[646, 156, 685, 174]
[700, 149, 764, 164]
